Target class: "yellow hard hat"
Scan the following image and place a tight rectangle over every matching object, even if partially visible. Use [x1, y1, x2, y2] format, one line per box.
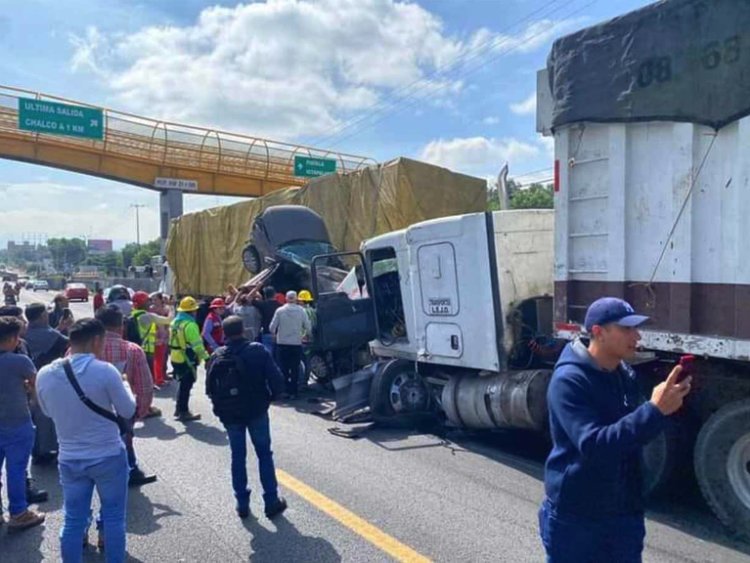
[177, 296, 199, 312]
[298, 290, 313, 302]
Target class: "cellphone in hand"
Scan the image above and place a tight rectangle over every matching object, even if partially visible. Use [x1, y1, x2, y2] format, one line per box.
[677, 354, 695, 382]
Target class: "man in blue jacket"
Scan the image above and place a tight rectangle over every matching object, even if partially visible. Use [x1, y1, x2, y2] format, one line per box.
[206, 315, 288, 521]
[540, 297, 691, 562]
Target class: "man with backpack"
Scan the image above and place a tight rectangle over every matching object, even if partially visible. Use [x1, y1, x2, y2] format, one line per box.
[170, 297, 210, 422]
[206, 315, 287, 520]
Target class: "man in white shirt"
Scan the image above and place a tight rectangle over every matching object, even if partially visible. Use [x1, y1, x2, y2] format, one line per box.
[269, 291, 311, 398]
[36, 318, 136, 562]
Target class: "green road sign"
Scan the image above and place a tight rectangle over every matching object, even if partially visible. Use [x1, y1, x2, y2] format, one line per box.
[18, 97, 104, 140]
[294, 155, 337, 177]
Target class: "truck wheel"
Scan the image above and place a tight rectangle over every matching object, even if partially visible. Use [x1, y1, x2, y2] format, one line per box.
[370, 360, 430, 425]
[309, 354, 333, 390]
[695, 399, 750, 541]
[241, 244, 261, 274]
[641, 421, 685, 498]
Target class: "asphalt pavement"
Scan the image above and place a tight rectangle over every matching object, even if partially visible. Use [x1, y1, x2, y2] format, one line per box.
[2, 290, 750, 562]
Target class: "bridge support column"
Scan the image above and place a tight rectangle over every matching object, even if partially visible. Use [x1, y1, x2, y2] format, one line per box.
[159, 190, 183, 256]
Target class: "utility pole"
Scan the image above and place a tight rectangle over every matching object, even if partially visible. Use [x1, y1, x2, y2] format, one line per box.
[130, 204, 146, 247]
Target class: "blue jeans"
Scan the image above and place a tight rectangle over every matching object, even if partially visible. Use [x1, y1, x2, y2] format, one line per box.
[225, 413, 279, 510]
[539, 500, 645, 563]
[59, 450, 129, 563]
[0, 421, 34, 516]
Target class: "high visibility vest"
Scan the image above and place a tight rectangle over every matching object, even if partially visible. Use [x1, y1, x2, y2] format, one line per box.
[132, 309, 156, 354]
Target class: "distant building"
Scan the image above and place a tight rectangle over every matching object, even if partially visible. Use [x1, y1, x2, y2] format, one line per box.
[88, 239, 113, 254]
[7, 241, 47, 263]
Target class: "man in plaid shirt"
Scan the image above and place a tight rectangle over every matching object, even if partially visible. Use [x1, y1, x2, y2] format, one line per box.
[96, 305, 157, 487]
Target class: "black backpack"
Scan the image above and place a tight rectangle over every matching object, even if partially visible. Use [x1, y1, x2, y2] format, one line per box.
[125, 314, 142, 346]
[206, 345, 247, 419]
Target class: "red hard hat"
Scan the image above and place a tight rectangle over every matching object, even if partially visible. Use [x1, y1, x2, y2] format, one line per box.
[210, 298, 226, 309]
[133, 291, 150, 308]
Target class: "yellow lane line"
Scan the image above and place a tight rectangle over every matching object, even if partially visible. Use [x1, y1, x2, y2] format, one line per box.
[276, 469, 432, 563]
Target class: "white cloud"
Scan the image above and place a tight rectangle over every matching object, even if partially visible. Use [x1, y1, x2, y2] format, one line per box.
[510, 92, 536, 115]
[483, 116, 500, 125]
[419, 136, 539, 177]
[68, 1, 576, 141]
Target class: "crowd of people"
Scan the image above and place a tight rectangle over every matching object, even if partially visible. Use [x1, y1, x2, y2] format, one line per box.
[0, 281, 316, 561]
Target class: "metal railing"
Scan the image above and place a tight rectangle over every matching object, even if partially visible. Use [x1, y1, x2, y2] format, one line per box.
[0, 84, 375, 187]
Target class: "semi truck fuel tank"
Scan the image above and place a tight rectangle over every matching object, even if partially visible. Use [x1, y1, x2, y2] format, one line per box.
[441, 370, 551, 431]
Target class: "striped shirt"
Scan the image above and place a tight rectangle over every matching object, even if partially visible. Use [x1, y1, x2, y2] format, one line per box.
[100, 331, 154, 419]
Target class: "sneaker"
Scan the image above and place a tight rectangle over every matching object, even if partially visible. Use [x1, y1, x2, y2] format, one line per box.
[265, 498, 288, 520]
[8, 509, 45, 532]
[26, 480, 49, 504]
[129, 468, 158, 487]
[176, 412, 201, 422]
[236, 506, 250, 519]
[145, 406, 162, 419]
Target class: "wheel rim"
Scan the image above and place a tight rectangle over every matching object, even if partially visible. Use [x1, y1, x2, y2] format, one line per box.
[388, 371, 428, 413]
[727, 433, 750, 509]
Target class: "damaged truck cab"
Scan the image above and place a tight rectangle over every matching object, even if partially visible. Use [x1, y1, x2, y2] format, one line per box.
[315, 209, 557, 429]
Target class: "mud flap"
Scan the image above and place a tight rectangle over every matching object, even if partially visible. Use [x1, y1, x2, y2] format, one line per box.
[332, 363, 380, 420]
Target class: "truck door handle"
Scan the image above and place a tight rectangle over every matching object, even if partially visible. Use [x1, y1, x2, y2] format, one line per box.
[451, 335, 459, 350]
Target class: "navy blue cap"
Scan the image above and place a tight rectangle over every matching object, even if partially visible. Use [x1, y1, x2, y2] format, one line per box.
[584, 297, 649, 332]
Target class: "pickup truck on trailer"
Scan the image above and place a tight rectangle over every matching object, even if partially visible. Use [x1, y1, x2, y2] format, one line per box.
[312, 0, 750, 540]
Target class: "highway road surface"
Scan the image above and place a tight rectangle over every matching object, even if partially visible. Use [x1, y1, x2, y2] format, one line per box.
[2, 289, 750, 562]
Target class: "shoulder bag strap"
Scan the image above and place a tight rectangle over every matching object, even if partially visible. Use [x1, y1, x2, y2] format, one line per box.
[62, 359, 127, 433]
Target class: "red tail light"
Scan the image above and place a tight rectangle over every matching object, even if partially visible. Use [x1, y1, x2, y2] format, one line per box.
[554, 159, 560, 193]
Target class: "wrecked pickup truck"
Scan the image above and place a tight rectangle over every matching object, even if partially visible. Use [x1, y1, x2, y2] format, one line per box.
[241, 205, 371, 383]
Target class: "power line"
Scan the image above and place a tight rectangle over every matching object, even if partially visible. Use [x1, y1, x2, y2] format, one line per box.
[512, 166, 554, 179]
[324, 0, 597, 149]
[306, 0, 565, 147]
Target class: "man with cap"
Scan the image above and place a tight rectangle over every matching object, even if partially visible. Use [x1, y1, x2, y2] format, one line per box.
[169, 297, 210, 421]
[269, 291, 311, 398]
[539, 297, 692, 562]
[131, 291, 172, 385]
[201, 298, 226, 355]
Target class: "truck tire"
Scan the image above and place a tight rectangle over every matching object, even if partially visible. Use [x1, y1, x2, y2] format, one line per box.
[241, 244, 261, 274]
[308, 353, 334, 391]
[641, 421, 685, 498]
[369, 360, 431, 427]
[694, 399, 750, 541]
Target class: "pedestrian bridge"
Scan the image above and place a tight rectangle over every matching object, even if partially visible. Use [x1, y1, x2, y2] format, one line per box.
[0, 85, 374, 197]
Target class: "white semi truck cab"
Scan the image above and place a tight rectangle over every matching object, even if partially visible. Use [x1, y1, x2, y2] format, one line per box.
[312, 209, 558, 432]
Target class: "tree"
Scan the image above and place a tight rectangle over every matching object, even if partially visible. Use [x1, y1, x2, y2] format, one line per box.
[121, 243, 140, 269]
[47, 238, 87, 270]
[487, 179, 523, 211]
[509, 183, 554, 210]
[132, 240, 161, 267]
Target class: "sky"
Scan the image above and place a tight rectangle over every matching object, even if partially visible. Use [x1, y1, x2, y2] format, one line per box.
[0, 0, 653, 248]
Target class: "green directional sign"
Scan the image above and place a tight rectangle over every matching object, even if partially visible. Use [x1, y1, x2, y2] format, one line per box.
[18, 97, 104, 140]
[294, 155, 337, 178]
